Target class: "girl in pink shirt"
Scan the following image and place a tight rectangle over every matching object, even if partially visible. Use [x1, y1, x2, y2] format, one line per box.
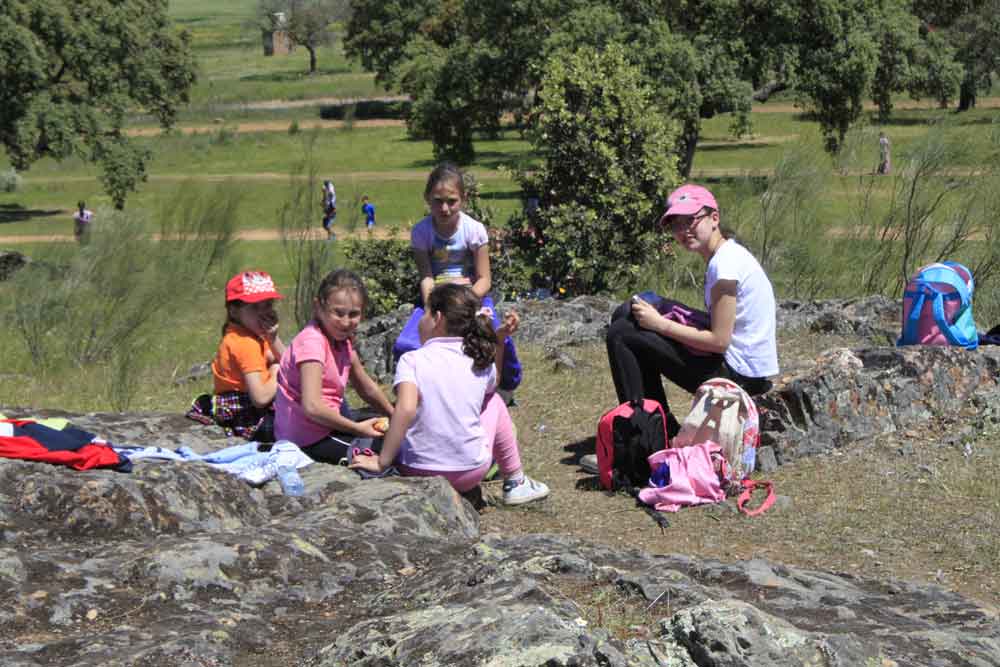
[351, 283, 548, 505]
[274, 269, 393, 462]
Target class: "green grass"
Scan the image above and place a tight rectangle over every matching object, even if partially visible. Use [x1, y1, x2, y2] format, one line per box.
[168, 0, 388, 108]
[0, 126, 531, 233]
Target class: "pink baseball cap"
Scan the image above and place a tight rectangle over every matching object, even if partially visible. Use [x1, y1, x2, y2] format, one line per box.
[225, 271, 283, 303]
[661, 184, 718, 220]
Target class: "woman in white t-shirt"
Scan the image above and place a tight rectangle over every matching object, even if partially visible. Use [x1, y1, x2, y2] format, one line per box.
[604, 183, 778, 436]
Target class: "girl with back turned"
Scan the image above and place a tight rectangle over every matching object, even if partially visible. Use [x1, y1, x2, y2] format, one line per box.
[351, 283, 548, 505]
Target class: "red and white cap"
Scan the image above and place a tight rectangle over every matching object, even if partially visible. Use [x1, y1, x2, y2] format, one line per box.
[661, 184, 719, 220]
[225, 271, 283, 303]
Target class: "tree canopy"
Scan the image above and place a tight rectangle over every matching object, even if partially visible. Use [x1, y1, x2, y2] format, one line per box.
[0, 0, 196, 208]
[345, 0, 982, 163]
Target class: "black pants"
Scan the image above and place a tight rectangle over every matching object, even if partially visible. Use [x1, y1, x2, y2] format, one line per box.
[302, 402, 383, 464]
[303, 433, 382, 464]
[605, 302, 771, 422]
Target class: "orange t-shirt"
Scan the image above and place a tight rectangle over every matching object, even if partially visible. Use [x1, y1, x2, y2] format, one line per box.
[212, 324, 275, 393]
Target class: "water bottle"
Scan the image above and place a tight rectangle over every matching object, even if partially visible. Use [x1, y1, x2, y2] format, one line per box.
[276, 465, 305, 497]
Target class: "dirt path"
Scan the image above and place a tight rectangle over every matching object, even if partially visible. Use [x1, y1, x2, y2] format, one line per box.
[17, 169, 505, 185]
[125, 118, 407, 137]
[754, 97, 1000, 113]
[0, 226, 404, 244]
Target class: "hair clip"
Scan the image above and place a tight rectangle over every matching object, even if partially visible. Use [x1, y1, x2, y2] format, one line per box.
[475, 306, 494, 319]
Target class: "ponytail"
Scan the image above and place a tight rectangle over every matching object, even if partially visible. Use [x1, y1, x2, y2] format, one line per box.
[427, 283, 496, 371]
[463, 309, 497, 371]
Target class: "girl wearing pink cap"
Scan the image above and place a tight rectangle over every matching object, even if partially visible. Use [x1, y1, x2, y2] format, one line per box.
[604, 184, 778, 437]
[186, 271, 286, 442]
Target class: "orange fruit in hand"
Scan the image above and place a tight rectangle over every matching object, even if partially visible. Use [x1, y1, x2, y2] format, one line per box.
[374, 417, 390, 433]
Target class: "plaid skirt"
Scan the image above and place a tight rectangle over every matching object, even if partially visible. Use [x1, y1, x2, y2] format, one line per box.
[186, 391, 275, 442]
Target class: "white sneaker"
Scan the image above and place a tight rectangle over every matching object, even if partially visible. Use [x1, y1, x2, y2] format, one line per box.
[579, 454, 598, 475]
[502, 476, 550, 506]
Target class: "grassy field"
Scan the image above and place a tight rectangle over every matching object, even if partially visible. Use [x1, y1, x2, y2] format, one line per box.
[169, 0, 388, 108]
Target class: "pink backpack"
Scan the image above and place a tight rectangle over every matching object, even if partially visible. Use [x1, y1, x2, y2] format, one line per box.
[637, 442, 726, 512]
[638, 442, 775, 515]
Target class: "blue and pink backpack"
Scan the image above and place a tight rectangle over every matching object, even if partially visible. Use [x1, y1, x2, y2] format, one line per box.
[898, 262, 977, 350]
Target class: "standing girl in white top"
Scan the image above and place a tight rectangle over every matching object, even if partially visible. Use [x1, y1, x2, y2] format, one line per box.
[604, 183, 778, 435]
[352, 283, 547, 505]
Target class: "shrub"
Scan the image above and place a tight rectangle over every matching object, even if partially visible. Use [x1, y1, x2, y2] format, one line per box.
[318, 100, 411, 120]
[341, 236, 418, 317]
[211, 125, 236, 146]
[5, 184, 238, 404]
[836, 121, 1000, 298]
[1, 167, 21, 193]
[505, 43, 680, 295]
[288, 119, 300, 135]
[278, 132, 335, 329]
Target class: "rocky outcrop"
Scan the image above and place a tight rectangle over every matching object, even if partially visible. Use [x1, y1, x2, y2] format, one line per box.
[776, 295, 899, 344]
[758, 346, 1000, 464]
[355, 296, 620, 384]
[1, 410, 998, 666]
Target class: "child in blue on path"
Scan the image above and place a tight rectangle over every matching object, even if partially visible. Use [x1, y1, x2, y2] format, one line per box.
[351, 283, 548, 505]
[392, 163, 522, 391]
[362, 195, 375, 230]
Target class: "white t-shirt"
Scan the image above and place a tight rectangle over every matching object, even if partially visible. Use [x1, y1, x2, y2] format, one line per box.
[704, 240, 778, 378]
[410, 212, 488, 281]
[394, 337, 496, 471]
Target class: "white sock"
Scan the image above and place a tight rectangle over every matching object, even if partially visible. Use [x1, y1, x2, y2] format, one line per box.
[504, 471, 525, 486]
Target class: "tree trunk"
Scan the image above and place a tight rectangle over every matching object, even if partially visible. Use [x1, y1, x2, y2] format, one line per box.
[958, 69, 976, 112]
[677, 120, 699, 179]
[308, 45, 318, 74]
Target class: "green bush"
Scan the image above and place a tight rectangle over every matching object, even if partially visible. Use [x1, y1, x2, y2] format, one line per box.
[505, 43, 680, 295]
[1, 167, 20, 193]
[341, 237, 418, 317]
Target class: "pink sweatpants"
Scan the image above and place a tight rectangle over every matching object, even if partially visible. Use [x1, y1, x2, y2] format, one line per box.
[397, 392, 522, 493]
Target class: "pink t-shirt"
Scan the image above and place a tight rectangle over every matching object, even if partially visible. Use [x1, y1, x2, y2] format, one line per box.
[274, 321, 352, 446]
[395, 337, 496, 471]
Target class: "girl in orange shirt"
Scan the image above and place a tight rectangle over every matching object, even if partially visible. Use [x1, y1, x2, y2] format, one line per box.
[188, 271, 286, 441]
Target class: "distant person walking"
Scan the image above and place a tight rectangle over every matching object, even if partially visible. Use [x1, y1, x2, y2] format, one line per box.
[877, 131, 891, 175]
[321, 180, 337, 239]
[72, 201, 93, 243]
[362, 195, 376, 230]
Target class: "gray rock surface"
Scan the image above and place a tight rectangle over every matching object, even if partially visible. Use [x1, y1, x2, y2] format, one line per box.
[355, 296, 620, 384]
[776, 295, 899, 344]
[357, 295, 899, 385]
[1, 410, 997, 666]
[758, 345, 1000, 464]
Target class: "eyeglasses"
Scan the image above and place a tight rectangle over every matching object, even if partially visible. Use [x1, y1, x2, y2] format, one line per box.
[666, 211, 711, 233]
